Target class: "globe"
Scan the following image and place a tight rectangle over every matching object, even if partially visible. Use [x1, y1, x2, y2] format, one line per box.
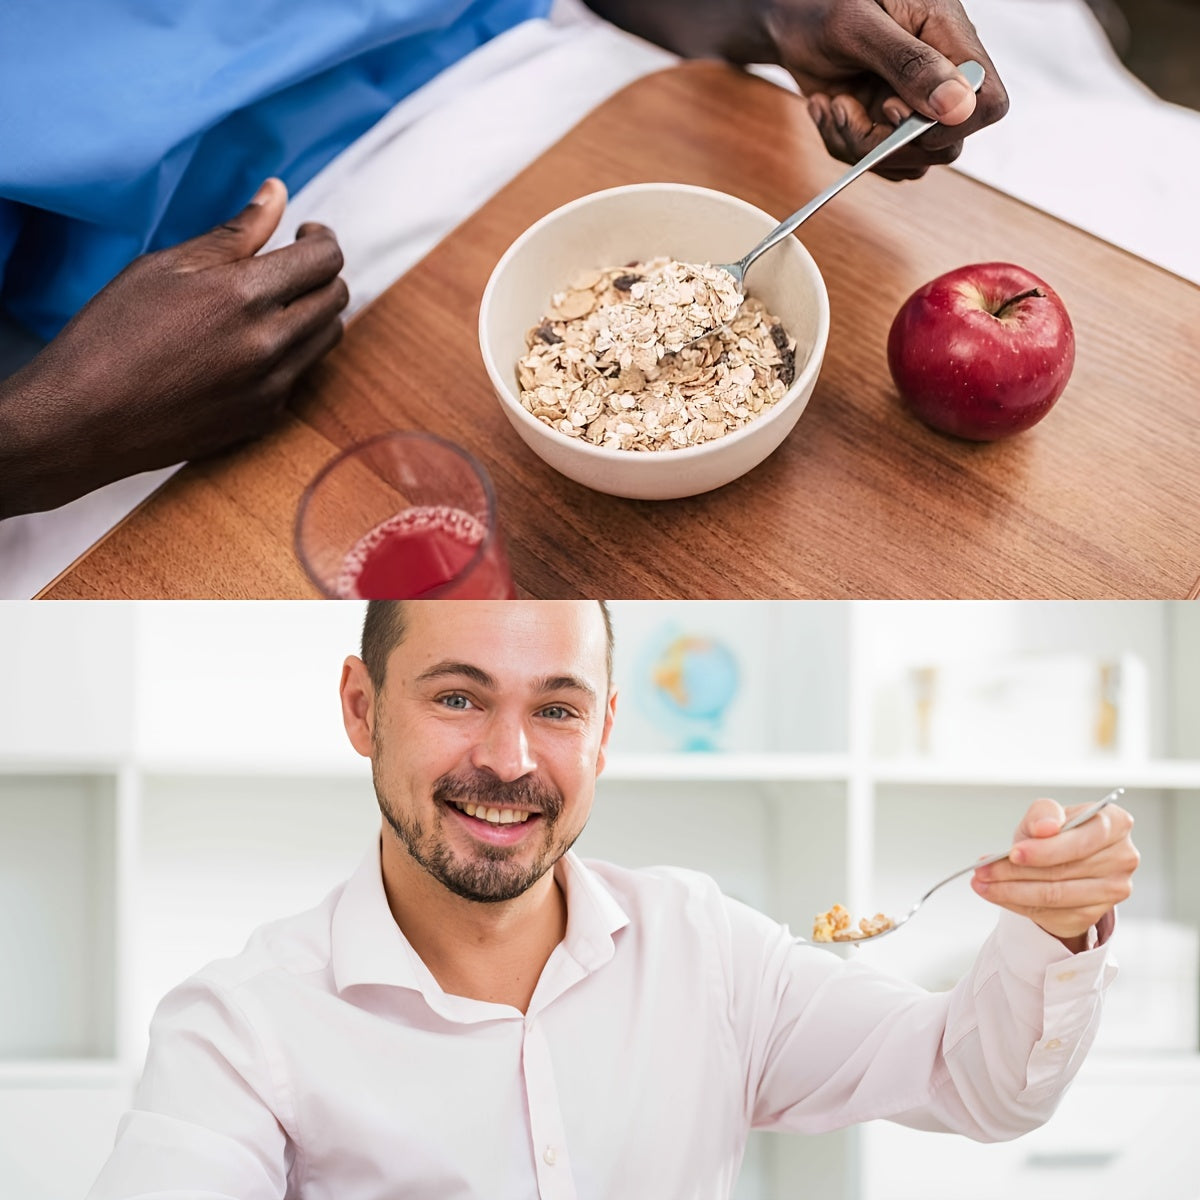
[640, 630, 740, 751]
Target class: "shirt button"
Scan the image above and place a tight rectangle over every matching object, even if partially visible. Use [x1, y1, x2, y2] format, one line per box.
[544, 1146, 557, 1166]
[1044, 1038, 1063, 1050]
[1056, 969, 1077, 982]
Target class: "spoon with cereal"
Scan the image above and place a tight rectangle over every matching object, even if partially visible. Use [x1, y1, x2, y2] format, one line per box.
[682, 59, 987, 345]
[811, 788, 1123, 946]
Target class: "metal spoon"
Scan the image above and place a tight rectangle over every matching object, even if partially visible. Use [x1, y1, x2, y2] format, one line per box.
[812, 786, 1124, 947]
[686, 60, 987, 344]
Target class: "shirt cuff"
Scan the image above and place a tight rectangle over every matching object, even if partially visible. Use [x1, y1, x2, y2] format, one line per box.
[992, 911, 1119, 1098]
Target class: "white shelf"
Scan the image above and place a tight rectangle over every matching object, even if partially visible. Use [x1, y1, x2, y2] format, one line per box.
[0, 1060, 130, 1088]
[136, 756, 368, 779]
[6, 755, 1196, 790]
[137, 753, 848, 782]
[602, 753, 853, 781]
[0, 757, 123, 775]
[873, 759, 1200, 789]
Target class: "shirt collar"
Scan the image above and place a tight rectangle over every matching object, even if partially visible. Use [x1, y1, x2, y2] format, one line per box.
[330, 837, 430, 996]
[554, 850, 631, 972]
[330, 838, 631, 1002]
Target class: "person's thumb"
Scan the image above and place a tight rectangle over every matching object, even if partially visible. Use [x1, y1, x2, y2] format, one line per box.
[854, 9, 977, 125]
[178, 178, 288, 268]
[1015, 798, 1067, 845]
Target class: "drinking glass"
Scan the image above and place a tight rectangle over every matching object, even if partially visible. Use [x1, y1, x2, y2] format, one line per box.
[295, 432, 516, 598]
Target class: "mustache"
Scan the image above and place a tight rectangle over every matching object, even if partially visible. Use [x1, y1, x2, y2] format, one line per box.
[433, 769, 564, 820]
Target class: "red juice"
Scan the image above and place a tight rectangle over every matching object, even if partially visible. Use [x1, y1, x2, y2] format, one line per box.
[336, 506, 515, 599]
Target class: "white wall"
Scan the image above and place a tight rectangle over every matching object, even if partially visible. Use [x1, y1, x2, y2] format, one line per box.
[0, 603, 135, 761]
[1170, 602, 1200, 757]
[134, 601, 366, 766]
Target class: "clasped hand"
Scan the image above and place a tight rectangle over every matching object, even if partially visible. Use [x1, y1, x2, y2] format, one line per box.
[0, 179, 347, 518]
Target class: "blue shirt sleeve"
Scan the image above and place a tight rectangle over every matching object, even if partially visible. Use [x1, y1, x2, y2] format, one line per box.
[0, 200, 22, 300]
[0, 0, 552, 338]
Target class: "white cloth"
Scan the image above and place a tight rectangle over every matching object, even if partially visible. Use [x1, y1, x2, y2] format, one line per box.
[4, 0, 1197, 597]
[956, 0, 1200, 284]
[86, 839, 1116, 1200]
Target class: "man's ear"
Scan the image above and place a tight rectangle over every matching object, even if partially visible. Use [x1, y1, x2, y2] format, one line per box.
[340, 655, 376, 758]
[594, 689, 619, 778]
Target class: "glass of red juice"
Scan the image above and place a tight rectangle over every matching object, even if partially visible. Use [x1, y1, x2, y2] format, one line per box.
[295, 432, 516, 598]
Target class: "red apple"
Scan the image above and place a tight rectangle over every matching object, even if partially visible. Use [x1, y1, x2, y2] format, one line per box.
[887, 262, 1075, 441]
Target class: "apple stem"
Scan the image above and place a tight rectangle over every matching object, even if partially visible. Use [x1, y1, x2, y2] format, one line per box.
[993, 287, 1044, 319]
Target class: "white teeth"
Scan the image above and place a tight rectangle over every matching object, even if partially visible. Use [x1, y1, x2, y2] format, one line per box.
[451, 799, 533, 825]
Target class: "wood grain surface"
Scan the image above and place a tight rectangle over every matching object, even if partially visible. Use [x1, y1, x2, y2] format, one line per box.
[41, 62, 1200, 599]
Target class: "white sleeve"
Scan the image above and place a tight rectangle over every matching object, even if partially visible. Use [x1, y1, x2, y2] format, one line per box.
[722, 899, 1117, 1142]
[85, 975, 294, 1199]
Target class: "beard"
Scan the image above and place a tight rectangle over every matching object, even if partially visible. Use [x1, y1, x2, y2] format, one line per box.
[373, 759, 574, 904]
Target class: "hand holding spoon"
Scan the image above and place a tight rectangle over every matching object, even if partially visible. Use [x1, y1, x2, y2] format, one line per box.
[686, 60, 987, 344]
[811, 787, 1124, 946]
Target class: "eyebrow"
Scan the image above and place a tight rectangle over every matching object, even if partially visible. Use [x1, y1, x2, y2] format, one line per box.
[414, 663, 597, 703]
[534, 675, 597, 703]
[415, 662, 496, 688]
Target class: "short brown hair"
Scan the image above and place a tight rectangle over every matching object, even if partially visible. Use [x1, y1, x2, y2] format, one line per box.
[361, 602, 614, 691]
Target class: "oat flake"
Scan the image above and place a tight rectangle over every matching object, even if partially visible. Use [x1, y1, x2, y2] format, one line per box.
[517, 258, 799, 453]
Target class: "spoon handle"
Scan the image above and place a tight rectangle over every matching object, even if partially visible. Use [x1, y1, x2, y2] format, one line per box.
[735, 60, 986, 278]
[944, 787, 1124, 886]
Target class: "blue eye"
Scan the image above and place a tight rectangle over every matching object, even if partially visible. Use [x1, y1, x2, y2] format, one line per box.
[440, 694, 472, 710]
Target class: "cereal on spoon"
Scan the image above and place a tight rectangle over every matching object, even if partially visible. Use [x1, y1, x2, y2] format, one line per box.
[812, 904, 895, 942]
[517, 257, 798, 453]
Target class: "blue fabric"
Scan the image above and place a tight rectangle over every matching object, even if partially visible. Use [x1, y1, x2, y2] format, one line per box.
[0, 203, 22, 295]
[0, 0, 551, 339]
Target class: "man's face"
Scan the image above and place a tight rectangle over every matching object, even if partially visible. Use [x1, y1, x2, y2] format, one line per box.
[361, 602, 614, 904]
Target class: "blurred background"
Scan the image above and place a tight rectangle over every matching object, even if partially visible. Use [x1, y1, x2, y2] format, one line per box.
[1082, 0, 1200, 108]
[0, 600, 1197, 1199]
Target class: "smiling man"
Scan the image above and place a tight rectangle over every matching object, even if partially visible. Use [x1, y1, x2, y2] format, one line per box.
[87, 600, 1139, 1200]
[352, 600, 618, 1015]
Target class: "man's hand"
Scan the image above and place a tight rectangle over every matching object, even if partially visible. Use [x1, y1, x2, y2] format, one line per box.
[970, 798, 1139, 952]
[0, 178, 348, 518]
[582, 0, 1009, 181]
[765, 0, 1009, 179]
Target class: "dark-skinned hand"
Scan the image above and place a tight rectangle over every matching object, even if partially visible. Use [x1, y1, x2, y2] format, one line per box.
[765, 0, 1010, 179]
[0, 178, 348, 518]
[583, 0, 1009, 180]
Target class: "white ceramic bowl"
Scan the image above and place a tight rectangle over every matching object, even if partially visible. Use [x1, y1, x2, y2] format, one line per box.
[478, 183, 830, 501]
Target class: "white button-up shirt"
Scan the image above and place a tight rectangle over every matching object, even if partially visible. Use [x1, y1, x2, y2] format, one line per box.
[88, 841, 1117, 1200]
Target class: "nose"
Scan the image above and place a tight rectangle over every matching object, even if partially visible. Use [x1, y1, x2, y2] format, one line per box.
[470, 711, 536, 782]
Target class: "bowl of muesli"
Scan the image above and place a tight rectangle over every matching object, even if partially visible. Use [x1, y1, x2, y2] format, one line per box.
[479, 183, 829, 500]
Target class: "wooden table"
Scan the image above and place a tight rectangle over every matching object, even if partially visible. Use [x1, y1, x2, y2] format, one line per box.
[42, 63, 1200, 599]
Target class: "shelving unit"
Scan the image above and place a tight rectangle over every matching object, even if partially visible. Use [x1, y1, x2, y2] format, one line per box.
[1, 600, 1197, 1200]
